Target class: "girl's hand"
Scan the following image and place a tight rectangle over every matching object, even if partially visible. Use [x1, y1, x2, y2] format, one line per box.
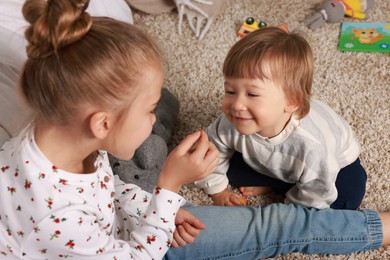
[211, 188, 247, 206]
[157, 130, 219, 193]
[172, 208, 206, 248]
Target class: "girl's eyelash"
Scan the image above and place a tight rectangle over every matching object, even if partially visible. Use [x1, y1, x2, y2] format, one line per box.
[224, 91, 260, 97]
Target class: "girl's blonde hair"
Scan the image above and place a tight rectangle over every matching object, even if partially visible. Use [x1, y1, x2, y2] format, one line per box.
[21, 0, 162, 124]
[223, 27, 313, 119]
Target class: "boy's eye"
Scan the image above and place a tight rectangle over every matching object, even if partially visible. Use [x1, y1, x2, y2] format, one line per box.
[248, 93, 260, 97]
[225, 90, 235, 95]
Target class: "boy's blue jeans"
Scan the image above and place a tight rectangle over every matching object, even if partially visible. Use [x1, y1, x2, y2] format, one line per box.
[227, 152, 367, 209]
[164, 204, 382, 259]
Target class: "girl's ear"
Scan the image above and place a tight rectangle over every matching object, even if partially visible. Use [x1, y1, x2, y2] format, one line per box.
[89, 111, 111, 140]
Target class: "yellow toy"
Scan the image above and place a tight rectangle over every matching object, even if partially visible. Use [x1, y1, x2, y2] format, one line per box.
[237, 17, 288, 38]
[304, 0, 375, 30]
[239, 196, 247, 206]
[237, 17, 268, 38]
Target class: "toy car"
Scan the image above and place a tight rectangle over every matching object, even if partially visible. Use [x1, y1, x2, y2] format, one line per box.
[237, 17, 288, 38]
[237, 17, 268, 38]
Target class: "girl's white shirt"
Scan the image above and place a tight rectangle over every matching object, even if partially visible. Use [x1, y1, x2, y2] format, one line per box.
[0, 124, 186, 259]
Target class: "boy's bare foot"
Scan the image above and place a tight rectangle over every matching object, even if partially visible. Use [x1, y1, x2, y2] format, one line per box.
[239, 186, 272, 196]
[379, 212, 390, 246]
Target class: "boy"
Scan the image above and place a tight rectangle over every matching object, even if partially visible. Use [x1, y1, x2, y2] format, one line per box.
[195, 27, 367, 209]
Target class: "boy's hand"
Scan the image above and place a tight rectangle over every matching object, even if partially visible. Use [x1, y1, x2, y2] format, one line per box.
[157, 130, 219, 193]
[210, 188, 247, 206]
[172, 208, 206, 248]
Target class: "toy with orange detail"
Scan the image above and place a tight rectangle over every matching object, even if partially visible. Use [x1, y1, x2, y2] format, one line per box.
[237, 17, 288, 38]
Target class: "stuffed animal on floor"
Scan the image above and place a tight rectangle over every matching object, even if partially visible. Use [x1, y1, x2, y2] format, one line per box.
[108, 88, 180, 192]
[304, 0, 375, 30]
[126, 0, 224, 40]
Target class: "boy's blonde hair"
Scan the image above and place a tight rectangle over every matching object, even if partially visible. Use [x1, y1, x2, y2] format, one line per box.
[20, 0, 162, 124]
[223, 27, 313, 119]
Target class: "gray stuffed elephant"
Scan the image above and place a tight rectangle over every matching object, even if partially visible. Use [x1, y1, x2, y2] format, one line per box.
[304, 0, 375, 30]
[108, 88, 180, 192]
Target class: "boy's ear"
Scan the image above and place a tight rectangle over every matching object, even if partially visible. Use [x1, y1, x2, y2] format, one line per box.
[285, 99, 299, 113]
[89, 111, 111, 139]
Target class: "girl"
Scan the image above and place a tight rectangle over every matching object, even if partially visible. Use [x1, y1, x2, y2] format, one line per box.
[0, 0, 219, 258]
[0, 0, 389, 259]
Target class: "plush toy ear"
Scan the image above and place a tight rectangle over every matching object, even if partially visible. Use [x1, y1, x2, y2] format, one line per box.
[323, 0, 345, 23]
[303, 12, 326, 30]
[89, 111, 111, 140]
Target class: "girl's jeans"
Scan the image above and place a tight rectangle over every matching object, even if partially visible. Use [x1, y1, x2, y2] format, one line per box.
[164, 204, 382, 259]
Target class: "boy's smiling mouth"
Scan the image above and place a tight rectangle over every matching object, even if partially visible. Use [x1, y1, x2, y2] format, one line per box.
[235, 116, 252, 121]
[231, 114, 254, 123]
[231, 112, 253, 121]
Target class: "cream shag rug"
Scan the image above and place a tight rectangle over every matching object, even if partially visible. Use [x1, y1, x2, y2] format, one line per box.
[134, 0, 389, 259]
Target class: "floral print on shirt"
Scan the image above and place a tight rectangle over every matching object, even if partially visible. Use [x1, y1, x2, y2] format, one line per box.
[0, 125, 185, 259]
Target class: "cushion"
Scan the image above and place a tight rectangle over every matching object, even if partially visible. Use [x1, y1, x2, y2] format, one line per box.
[126, 0, 175, 14]
[0, 28, 31, 147]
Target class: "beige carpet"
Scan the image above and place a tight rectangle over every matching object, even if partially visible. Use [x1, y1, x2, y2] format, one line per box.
[133, 0, 389, 259]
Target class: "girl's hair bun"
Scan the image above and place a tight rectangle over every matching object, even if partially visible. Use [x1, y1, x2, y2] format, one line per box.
[23, 0, 92, 58]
